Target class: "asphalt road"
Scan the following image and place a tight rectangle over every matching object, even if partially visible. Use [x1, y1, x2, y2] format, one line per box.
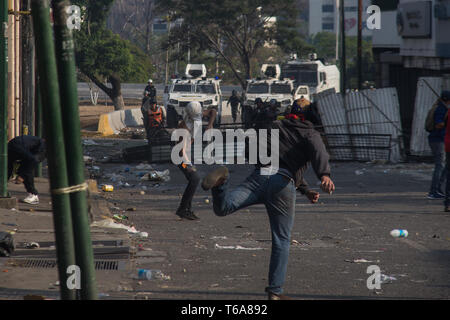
[84, 139, 450, 300]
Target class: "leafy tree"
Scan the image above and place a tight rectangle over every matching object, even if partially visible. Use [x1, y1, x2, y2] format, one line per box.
[72, 0, 153, 110]
[159, 0, 302, 90]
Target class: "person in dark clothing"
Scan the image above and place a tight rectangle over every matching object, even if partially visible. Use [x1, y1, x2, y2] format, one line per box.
[227, 90, 241, 123]
[428, 91, 449, 199]
[201, 114, 335, 300]
[175, 101, 217, 220]
[439, 91, 450, 211]
[8, 135, 46, 204]
[290, 97, 321, 127]
[143, 79, 157, 105]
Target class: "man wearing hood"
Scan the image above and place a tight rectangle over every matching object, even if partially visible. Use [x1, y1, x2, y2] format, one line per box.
[201, 106, 335, 299]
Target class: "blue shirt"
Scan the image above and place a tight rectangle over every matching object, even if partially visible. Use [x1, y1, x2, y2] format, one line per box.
[429, 102, 448, 143]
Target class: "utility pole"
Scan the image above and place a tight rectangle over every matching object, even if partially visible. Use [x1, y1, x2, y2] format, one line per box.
[21, 0, 34, 134]
[52, 0, 98, 300]
[0, 0, 9, 199]
[357, 0, 363, 90]
[31, 0, 77, 300]
[339, 0, 346, 96]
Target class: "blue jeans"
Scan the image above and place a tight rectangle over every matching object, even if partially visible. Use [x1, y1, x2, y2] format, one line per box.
[211, 168, 296, 295]
[429, 141, 446, 195]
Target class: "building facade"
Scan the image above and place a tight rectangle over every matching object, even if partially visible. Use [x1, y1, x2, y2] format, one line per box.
[309, 0, 373, 37]
[372, 0, 450, 150]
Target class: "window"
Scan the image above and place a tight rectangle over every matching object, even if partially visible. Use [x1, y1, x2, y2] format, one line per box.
[173, 84, 192, 92]
[247, 83, 269, 94]
[371, 0, 399, 11]
[271, 84, 292, 94]
[322, 5, 334, 13]
[322, 23, 334, 30]
[196, 84, 216, 94]
[345, 6, 357, 12]
[320, 72, 327, 83]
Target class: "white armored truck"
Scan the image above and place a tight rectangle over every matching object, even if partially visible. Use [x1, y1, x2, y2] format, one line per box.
[281, 53, 340, 100]
[164, 64, 222, 128]
[242, 64, 309, 125]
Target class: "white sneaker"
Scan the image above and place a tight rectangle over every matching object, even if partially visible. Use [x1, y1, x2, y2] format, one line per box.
[23, 194, 39, 205]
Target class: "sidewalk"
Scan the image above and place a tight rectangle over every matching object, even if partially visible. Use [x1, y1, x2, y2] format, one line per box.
[0, 175, 139, 300]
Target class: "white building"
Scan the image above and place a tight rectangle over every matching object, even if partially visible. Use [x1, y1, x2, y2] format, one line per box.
[372, 0, 450, 151]
[309, 0, 373, 37]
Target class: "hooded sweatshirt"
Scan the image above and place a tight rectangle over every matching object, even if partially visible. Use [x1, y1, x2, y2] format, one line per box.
[255, 118, 331, 192]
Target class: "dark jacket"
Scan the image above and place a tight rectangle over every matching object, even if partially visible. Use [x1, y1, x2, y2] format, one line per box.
[8, 135, 46, 163]
[144, 85, 157, 99]
[429, 101, 448, 143]
[255, 119, 331, 193]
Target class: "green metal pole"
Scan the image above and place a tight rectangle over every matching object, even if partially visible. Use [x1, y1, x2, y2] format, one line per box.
[0, 0, 9, 198]
[34, 73, 42, 177]
[31, 0, 76, 300]
[52, 0, 97, 300]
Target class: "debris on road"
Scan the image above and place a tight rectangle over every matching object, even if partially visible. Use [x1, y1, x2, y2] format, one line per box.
[390, 229, 408, 238]
[25, 242, 40, 249]
[345, 258, 375, 263]
[380, 274, 397, 284]
[214, 243, 263, 251]
[141, 169, 170, 182]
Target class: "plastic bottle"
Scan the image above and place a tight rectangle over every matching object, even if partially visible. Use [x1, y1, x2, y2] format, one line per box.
[136, 269, 164, 280]
[390, 229, 408, 238]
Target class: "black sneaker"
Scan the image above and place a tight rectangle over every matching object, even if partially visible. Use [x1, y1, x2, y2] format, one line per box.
[427, 193, 445, 199]
[201, 166, 229, 191]
[176, 208, 199, 220]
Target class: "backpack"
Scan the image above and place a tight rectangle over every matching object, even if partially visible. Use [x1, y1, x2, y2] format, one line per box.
[425, 102, 439, 132]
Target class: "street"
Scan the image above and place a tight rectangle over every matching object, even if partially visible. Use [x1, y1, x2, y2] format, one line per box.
[84, 138, 450, 300]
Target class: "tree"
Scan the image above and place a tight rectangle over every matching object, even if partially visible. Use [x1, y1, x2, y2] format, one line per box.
[72, 0, 153, 110]
[159, 0, 301, 90]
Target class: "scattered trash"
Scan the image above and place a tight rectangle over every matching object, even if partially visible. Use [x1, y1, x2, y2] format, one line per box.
[0, 231, 15, 257]
[210, 236, 227, 240]
[2, 223, 17, 227]
[133, 269, 170, 280]
[136, 163, 153, 170]
[83, 156, 93, 162]
[139, 191, 146, 195]
[345, 258, 373, 263]
[214, 244, 263, 251]
[390, 229, 408, 238]
[102, 185, 114, 192]
[355, 170, 365, 175]
[25, 242, 40, 249]
[204, 197, 210, 204]
[126, 207, 137, 211]
[113, 214, 128, 222]
[82, 139, 99, 146]
[432, 234, 440, 239]
[134, 232, 149, 238]
[105, 173, 126, 182]
[91, 218, 140, 234]
[141, 170, 170, 182]
[380, 274, 397, 284]
[98, 293, 110, 298]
